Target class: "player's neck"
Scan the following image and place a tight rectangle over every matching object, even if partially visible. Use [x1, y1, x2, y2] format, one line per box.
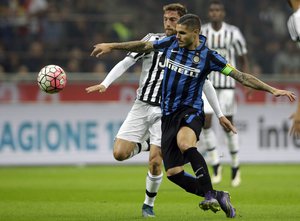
[211, 22, 223, 31]
[291, 0, 300, 11]
[186, 38, 200, 50]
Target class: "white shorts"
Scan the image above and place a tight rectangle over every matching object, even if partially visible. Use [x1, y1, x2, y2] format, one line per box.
[203, 89, 236, 116]
[116, 99, 162, 147]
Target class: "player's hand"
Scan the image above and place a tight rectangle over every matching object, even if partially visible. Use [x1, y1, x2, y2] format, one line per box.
[218, 116, 237, 134]
[91, 43, 112, 57]
[289, 112, 300, 139]
[85, 84, 107, 93]
[273, 89, 296, 102]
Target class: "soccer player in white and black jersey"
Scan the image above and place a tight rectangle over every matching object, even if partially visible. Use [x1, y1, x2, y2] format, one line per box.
[86, 4, 187, 217]
[87, 3, 232, 217]
[200, 0, 250, 187]
[287, 0, 300, 138]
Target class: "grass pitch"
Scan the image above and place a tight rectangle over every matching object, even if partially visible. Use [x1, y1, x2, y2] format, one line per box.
[0, 164, 300, 221]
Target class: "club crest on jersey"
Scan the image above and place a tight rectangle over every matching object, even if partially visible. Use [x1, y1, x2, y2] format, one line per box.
[193, 55, 200, 63]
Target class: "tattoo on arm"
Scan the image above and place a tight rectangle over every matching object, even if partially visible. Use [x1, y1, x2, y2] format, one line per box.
[113, 41, 153, 53]
[229, 69, 275, 93]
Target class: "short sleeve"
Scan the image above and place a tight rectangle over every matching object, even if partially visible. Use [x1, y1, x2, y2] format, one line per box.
[232, 27, 248, 56]
[127, 33, 153, 61]
[208, 50, 227, 71]
[208, 50, 235, 76]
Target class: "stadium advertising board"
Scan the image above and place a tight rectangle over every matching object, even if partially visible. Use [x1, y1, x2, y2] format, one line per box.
[0, 103, 148, 165]
[1, 81, 300, 104]
[203, 104, 300, 164]
[0, 103, 299, 165]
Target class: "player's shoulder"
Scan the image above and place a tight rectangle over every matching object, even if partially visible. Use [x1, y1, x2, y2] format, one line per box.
[142, 33, 166, 41]
[288, 9, 300, 23]
[294, 8, 300, 17]
[223, 22, 241, 32]
[202, 23, 210, 30]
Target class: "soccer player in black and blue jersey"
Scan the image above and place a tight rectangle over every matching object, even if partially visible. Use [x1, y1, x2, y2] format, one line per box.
[91, 14, 296, 218]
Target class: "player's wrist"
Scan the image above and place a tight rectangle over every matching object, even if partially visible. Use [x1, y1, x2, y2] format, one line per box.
[217, 113, 225, 119]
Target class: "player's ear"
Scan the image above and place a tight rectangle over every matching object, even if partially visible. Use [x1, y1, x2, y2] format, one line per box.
[193, 28, 200, 35]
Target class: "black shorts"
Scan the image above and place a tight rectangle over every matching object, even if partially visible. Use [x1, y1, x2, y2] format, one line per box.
[161, 106, 205, 171]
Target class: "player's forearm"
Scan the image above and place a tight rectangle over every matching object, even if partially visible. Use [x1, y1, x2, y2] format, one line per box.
[109, 41, 153, 53]
[101, 57, 135, 88]
[203, 80, 223, 118]
[229, 70, 276, 94]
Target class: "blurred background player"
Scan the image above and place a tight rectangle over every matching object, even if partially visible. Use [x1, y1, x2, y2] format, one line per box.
[86, 3, 188, 217]
[287, 0, 300, 138]
[200, 0, 249, 187]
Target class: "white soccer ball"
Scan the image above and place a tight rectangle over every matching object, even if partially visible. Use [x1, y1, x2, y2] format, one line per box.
[37, 65, 67, 94]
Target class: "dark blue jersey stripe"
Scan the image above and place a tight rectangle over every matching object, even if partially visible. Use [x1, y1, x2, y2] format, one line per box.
[167, 49, 188, 114]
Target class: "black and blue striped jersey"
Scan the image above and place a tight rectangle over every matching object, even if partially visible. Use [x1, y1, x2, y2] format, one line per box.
[153, 35, 230, 116]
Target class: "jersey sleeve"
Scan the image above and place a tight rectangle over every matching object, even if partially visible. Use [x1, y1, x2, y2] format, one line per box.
[287, 13, 300, 43]
[153, 35, 176, 51]
[232, 27, 248, 56]
[203, 79, 224, 118]
[126, 33, 153, 61]
[208, 50, 235, 76]
[101, 56, 136, 88]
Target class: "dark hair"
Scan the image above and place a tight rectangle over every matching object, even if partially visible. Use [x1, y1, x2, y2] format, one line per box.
[177, 14, 201, 30]
[209, 0, 225, 9]
[163, 3, 187, 17]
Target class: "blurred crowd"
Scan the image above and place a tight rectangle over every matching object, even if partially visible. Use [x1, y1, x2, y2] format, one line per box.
[0, 0, 299, 78]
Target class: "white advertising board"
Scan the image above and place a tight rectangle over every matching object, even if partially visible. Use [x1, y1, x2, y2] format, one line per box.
[0, 103, 299, 165]
[200, 104, 300, 163]
[0, 103, 148, 165]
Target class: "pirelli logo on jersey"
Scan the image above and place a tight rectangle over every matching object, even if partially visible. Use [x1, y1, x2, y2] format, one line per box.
[159, 58, 200, 78]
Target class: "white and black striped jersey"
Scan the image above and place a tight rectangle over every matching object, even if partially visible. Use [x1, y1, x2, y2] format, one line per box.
[127, 33, 166, 106]
[287, 8, 300, 44]
[202, 22, 248, 89]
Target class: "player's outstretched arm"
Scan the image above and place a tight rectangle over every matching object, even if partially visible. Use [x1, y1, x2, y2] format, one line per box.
[229, 69, 296, 102]
[86, 57, 136, 94]
[202, 80, 237, 134]
[203, 79, 223, 118]
[91, 41, 154, 58]
[86, 84, 107, 93]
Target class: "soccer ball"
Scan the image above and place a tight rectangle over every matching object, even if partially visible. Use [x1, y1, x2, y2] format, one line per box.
[37, 65, 67, 94]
